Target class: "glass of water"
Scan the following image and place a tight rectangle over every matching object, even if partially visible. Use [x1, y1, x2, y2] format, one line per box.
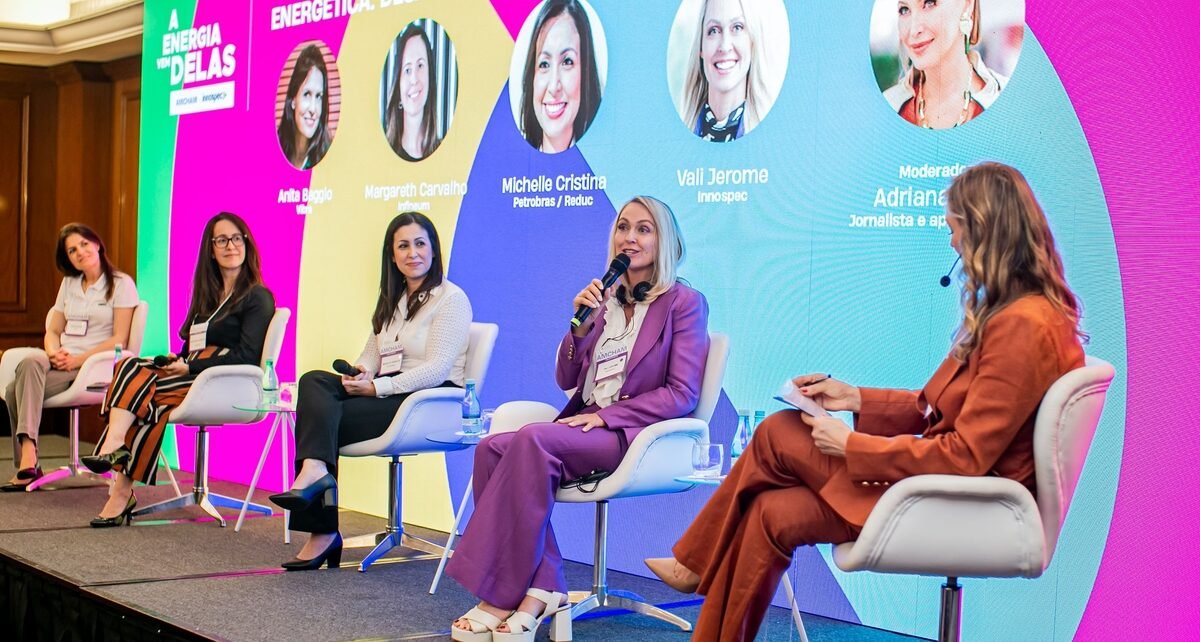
[692, 443, 724, 478]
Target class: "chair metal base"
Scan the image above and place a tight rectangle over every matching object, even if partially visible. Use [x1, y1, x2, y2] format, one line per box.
[130, 425, 273, 527]
[346, 457, 446, 572]
[550, 501, 691, 642]
[939, 577, 962, 642]
[25, 408, 109, 491]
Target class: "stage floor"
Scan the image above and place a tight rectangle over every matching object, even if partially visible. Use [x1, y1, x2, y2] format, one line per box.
[0, 436, 927, 642]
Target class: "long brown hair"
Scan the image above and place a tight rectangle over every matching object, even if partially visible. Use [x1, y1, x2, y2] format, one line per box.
[520, 0, 602, 150]
[186, 212, 264, 330]
[55, 223, 119, 301]
[384, 23, 441, 160]
[372, 212, 445, 334]
[947, 162, 1084, 359]
[277, 44, 333, 168]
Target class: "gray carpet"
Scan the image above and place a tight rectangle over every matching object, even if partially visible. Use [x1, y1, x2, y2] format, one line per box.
[0, 447, 928, 642]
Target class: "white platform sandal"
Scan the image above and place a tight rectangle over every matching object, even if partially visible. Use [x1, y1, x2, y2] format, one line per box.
[493, 588, 568, 642]
[452, 605, 512, 642]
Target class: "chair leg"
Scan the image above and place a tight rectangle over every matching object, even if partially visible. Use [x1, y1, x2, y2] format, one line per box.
[345, 457, 445, 572]
[551, 501, 692, 642]
[939, 577, 962, 642]
[25, 408, 108, 491]
[429, 473, 474, 594]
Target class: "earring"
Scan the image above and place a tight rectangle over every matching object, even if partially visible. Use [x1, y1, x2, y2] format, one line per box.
[959, 14, 973, 53]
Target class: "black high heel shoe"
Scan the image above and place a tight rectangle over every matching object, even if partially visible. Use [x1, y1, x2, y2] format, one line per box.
[81, 447, 132, 474]
[268, 473, 337, 511]
[282, 533, 343, 571]
[1, 466, 43, 492]
[90, 491, 137, 528]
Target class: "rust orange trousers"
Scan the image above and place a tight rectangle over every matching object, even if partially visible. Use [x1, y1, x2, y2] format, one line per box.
[673, 411, 861, 641]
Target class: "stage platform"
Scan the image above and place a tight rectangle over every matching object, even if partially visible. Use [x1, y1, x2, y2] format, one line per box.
[0, 436, 927, 642]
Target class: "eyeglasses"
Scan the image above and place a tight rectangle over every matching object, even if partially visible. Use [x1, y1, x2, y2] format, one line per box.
[212, 234, 247, 249]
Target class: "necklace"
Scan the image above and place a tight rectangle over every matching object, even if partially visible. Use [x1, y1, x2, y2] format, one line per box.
[916, 83, 973, 129]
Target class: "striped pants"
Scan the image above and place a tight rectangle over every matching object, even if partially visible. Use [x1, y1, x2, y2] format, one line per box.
[96, 347, 222, 484]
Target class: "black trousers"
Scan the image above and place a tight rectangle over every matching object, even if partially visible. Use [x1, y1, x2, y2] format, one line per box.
[289, 370, 458, 534]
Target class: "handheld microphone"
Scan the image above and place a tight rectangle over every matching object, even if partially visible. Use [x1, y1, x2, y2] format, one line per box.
[939, 256, 962, 288]
[571, 254, 631, 328]
[332, 359, 359, 377]
[152, 355, 175, 367]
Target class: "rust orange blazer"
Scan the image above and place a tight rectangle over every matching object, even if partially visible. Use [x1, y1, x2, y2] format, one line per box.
[819, 295, 1085, 527]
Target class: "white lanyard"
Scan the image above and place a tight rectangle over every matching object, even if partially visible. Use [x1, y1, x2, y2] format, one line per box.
[190, 292, 232, 350]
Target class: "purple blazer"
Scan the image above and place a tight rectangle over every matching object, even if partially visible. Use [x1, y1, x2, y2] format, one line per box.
[554, 282, 710, 446]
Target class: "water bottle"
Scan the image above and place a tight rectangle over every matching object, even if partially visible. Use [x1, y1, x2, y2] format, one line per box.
[731, 409, 752, 464]
[462, 379, 482, 435]
[113, 343, 123, 369]
[262, 358, 280, 406]
[753, 410, 765, 436]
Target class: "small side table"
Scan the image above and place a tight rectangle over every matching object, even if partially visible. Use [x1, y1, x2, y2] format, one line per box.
[426, 429, 487, 593]
[673, 475, 810, 642]
[232, 402, 296, 542]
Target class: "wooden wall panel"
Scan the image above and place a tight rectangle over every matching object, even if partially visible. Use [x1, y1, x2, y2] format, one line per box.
[0, 93, 28, 310]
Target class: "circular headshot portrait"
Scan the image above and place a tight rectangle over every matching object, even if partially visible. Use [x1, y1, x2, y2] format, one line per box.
[507, 0, 608, 154]
[667, 0, 790, 143]
[379, 20, 459, 162]
[276, 41, 341, 169]
[870, 0, 1025, 129]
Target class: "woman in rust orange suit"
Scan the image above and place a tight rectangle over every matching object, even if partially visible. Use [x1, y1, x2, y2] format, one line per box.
[645, 161, 1087, 641]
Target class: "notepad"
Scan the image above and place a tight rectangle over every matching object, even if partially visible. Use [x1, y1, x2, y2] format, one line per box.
[773, 380, 832, 417]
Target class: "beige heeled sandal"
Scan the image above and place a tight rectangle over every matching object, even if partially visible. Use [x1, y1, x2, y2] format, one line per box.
[493, 588, 569, 642]
[451, 605, 513, 642]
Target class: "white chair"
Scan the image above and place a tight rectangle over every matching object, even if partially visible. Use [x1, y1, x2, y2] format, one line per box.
[131, 308, 291, 527]
[0, 301, 156, 492]
[473, 332, 729, 640]
[341, 322, 499, 572]
[830, 356, 1116, 642]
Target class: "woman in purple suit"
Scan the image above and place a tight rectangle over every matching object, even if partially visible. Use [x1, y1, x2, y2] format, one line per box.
[447, 195, 710, 642]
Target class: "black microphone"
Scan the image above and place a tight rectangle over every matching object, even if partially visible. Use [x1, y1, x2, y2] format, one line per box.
[939, 256, 962, 288]
[332, 359, 359, 376]
[571, 254, 631, 328]
[152, 355, 176, 367]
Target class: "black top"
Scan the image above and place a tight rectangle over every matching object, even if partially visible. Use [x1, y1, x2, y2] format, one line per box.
[178, 285, 276, 375]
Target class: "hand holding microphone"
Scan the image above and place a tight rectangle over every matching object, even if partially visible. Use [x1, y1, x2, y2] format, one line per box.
[332, 358, 367, 380]
[571, 254, 630, 332]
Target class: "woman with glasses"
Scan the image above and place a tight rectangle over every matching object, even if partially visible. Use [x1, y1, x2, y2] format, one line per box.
[81, 212, 275, 527]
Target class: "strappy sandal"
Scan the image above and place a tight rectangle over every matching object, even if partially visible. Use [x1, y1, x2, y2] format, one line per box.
[493, 588, 569, 642]
[451, 605, 512, 642]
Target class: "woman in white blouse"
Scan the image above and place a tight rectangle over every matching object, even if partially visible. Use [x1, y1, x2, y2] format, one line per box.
[269, 211, 472, 570]
[3, 224, 138, 492]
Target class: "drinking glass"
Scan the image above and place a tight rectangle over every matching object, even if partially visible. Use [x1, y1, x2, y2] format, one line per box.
[692, 443, 724, 478]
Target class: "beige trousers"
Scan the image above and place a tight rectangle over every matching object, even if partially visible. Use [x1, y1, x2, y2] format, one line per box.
[4, 351, 76, 462]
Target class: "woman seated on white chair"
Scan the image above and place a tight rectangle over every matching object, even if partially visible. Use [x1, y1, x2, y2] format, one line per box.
[2, 224, 138, 492]
[81, 212, 275, 527]
[645, 162, 1088, 642]
[446, 196, 710, 642]
[269, 212, 472, 571]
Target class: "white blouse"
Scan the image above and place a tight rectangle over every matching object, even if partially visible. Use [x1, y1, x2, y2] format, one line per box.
[356, 280, 472, 398]
[52, 272, 139, 355]
[582, 297, 649, 408]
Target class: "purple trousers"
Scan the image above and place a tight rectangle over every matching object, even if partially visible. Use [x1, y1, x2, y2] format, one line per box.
[445, 419, 627, 610]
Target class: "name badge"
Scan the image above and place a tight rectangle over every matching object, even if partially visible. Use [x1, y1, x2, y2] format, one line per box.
[189, 321, 209, 350]
[594, 346, 628, 383]
[379, 343, 404, 376]
[64, 318, 89, 337]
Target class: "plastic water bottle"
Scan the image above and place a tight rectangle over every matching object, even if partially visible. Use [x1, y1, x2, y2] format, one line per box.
[262, 358, 280, 406]
[113, 343, 123, 369]
[753, 410, 765, 436]
[731, 409, 752, 464]
[462, 379, 482, 435]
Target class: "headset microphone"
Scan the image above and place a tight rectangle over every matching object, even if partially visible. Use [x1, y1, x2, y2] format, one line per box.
[939, 256, 962, 288]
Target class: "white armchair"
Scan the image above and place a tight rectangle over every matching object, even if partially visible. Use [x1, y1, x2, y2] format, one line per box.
[831, 356, 1116, 642]
[340, 322, 499, 572]
[464, 332, 730, 640]
[131, 308, 291, 527]
[0, 301, 149, 491]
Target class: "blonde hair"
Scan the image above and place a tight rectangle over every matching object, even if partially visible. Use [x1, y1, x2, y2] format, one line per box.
[608, 196, 686, 301]
[895, 0, 981, 96]
[947, 162, 1084, 360]
[678, 0, 774, 132]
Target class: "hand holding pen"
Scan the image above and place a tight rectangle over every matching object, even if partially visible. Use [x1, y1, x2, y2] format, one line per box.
[791, 373, 862, 413]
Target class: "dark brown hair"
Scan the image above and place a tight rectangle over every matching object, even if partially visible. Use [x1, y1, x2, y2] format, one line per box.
[55, 223, 118, 301]
[384, 23, 441, 160]
[372, 212, 444, 334]
[185, 212, 264, 331]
